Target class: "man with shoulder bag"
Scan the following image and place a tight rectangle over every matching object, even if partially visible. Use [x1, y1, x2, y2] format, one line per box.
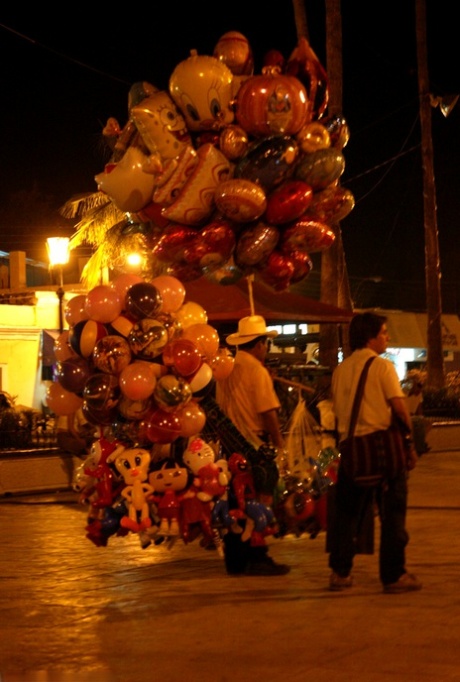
[328, 312, 422, 594]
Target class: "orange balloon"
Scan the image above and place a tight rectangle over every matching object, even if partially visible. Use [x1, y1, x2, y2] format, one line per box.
[210, 349, 235, 380]
[182, 323, 220, 360]
[46, 382, 83, 416]
[151, 275, 186, 313]
[64, 295, 89, 328]
[177, 401, 207, 438]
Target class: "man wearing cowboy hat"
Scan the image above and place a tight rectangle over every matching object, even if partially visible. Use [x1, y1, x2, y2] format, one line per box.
[215, 315, 290, 576]
[217, 315, 285, 454]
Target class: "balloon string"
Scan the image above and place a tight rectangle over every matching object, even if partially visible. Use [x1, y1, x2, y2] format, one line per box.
[247, 274, 255, 316]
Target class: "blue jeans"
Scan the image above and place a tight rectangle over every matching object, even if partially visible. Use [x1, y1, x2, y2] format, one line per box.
[328, 467, 409, 585]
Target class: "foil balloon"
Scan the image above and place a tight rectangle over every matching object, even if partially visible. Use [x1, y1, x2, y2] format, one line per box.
[125, 282, 163, 320]
[150, 275, 186, 313]
[46, 382, 83, 416]
[95, 146, 156, 213]
[128, 81, 159, 109]
[219, 125, 249, 161]
[130, 90, 191, 161]
[306, 186, 355, 224]
[296, 122, 331, 154]
[283, 249, 313, 284]
[204, 256, 244, 286]
[160, 143, 231, 226]
[169, 51, 235, 132]
[235, 66, 310, 137]
[281, 219, 335, 253]
[119, 360, 158, 401]
[234, 135, 299, 193]
[213, 31, 254, 76]
[257, 250, 296, 291]
[92, 335, 132, 374]
[128, 319, 169, 359]
[214, 179, 267, 223]
[84, 285, 123, 324]
[151, 224, 199, 264]
[265, 180, 313, 225]
[285, 36, 329, 120]
[64, 295, 89, 328]
[295, 147, 345, 191]
[323, 114, 350, 149]
[235, 222, 280, 267]
[196, 219, 236, 272]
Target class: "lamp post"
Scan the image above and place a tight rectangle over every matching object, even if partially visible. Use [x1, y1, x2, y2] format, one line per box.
[46, 237, 70, 334]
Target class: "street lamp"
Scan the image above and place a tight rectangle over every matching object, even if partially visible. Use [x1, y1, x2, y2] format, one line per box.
[46, 237, 70, 334]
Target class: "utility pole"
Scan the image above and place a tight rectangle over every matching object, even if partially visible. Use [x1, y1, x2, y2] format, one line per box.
[415, 0, 445, 389]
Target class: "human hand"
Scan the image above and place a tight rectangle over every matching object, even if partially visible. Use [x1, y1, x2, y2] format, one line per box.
[406, 446, 418, 471]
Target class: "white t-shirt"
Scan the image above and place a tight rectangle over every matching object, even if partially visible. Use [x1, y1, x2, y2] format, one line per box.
[332, 348, 405, 441]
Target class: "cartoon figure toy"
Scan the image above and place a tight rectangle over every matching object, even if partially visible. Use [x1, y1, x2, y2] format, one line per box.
[108, 446, 154, 533]
[148, 459, 189, 536]
[211, 458, 241, 532]
[169, 51, 235, 135]
[83, 437, 125, 510]
[183, 437, 228, 501]
[227, 452, 276, 543]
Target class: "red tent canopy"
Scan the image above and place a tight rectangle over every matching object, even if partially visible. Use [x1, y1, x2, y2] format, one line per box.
[183, 277, 353, 324]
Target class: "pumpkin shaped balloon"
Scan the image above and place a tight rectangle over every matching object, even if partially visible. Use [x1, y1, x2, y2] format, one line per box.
[235, 66, 311, 137]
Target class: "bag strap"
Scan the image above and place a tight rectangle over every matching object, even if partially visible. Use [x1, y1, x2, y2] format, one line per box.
[347, 356, 376, 437]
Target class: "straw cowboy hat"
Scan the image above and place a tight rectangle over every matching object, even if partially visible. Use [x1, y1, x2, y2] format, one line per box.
[226, 315, 278, 346]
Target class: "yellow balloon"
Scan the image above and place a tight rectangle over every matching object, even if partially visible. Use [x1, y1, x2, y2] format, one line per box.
[296, 122, 331, 154]
[175, 301, 207, 329]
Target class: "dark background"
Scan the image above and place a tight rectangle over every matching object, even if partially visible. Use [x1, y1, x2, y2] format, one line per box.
[0, 1, 458, 309]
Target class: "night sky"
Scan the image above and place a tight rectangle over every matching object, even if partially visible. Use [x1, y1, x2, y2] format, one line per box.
[0, 1, 458, 305]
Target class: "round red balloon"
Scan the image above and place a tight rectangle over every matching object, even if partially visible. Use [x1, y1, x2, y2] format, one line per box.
[145, 407, 182, 444]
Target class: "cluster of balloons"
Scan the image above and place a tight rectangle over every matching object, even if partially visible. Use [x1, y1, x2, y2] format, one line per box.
[46, 273, 234, 447]
[93, 31, 354, 291]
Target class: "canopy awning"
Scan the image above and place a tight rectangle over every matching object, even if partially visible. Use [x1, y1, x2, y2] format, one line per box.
[362, 309, 460, 350]
[184, 277, 353, 324]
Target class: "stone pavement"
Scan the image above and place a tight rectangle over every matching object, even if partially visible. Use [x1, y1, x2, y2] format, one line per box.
[0, 448, 459, 682]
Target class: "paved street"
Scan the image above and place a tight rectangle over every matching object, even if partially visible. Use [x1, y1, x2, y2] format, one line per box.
[0, 448, 459, 682]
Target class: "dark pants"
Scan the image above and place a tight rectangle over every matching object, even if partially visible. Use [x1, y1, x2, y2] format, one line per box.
[328, 467, 409, 586]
